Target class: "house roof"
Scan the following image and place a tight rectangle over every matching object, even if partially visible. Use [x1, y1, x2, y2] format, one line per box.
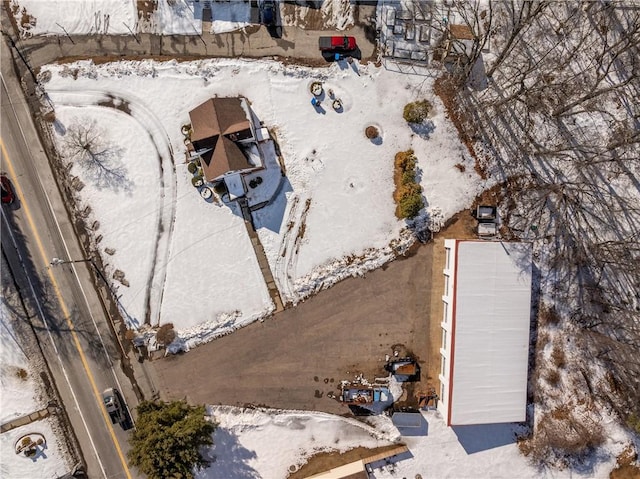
[189, 97, 253, 181]
[449, 240, 532, 426]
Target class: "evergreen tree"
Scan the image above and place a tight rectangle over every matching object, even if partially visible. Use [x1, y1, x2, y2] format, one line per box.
[128, 400, 216, 479]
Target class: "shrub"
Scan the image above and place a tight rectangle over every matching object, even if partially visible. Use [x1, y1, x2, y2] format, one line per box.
[191, 176, 204, 187]
[627, 413, 640, 435]
[538, 305, 561, 327]
[392, 149, 424, 219]
[403, 100, 433, 123]
[550, 346, 566, 369]
[520, 406, 605, 467]
[545, 369, 561, 386]
[213, 182, 227, 195]
[16, 368, 28, 380]
[398, 194, 424, 219]
[394, 182, 421, 202]
[401, 169, 417, 186]
[394, 150, 416, 171]
[128, 400, 216, 479]
[156, 323, 176, 346]
[43, 110, 56, 123]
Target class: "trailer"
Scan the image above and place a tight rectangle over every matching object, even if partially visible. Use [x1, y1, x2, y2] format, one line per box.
[340, 384, 390, 405]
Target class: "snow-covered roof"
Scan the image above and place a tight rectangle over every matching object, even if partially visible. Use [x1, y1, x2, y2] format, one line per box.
[450, 240, 532, 426]
[224, 172, 246, 200]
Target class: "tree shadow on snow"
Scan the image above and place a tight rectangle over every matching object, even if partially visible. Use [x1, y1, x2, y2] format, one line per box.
[409, 119, 436, 140]
[204, 428, 260, 479]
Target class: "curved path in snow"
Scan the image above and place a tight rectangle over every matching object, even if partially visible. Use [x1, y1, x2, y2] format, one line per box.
[44, 87, 177, 327]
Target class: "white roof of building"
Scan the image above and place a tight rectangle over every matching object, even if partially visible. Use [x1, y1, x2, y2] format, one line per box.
[450, 241, 532, 425]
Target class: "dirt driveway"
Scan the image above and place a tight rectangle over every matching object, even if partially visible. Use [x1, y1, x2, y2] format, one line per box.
[152, 242, 435, 416]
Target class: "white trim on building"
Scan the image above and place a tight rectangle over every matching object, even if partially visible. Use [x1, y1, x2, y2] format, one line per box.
[438, 240, 532, 426]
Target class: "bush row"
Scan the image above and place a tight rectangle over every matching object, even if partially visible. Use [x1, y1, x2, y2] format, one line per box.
[393, 150, 424, 219]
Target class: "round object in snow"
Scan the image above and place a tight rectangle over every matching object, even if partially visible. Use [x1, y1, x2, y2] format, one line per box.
[310, 82, 323, 96]
[200, 187, 212, 199]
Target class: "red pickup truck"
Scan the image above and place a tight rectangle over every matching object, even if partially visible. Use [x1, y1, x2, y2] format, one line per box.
[318, 36, 357, 51]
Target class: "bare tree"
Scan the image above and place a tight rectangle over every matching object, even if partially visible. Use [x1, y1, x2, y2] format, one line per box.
[443, 1, 640, 451]
[486, 0, 549, 78]
[63, 120, 131, 191]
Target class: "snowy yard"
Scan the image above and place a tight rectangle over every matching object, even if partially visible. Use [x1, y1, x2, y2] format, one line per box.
[41, 57, 480, 348]
[0, 297, 72, 478]
[0, 304, 42, 424]
[197, 406, 631, 479]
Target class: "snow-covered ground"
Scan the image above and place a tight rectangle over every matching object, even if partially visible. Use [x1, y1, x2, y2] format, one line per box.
[0, 300, 72, 478]
[10, 0, 354, 37]
[9, 0, 251, 36]
[199, 406, 632, 479]
[0, 303, 42, 424]
[0, 421, 73, 479]
[40, 57, 480, 348]
[9, 0, 137, 36]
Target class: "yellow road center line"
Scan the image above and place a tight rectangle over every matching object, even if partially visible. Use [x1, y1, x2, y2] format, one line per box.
[1, 139, 133, 479]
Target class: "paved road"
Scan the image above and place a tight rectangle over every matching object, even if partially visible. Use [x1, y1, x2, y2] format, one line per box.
[154, 243, 433, 416]
[5, 23, 377, 71]
[1, 49, 142, 478]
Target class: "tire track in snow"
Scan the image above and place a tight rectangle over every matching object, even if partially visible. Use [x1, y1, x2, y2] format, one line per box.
[45, 88, 177, 327]
[274, 194, 313, 304]
[274, 195, 300, 302]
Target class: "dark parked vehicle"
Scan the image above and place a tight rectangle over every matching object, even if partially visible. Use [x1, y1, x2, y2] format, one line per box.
[102, 388, 123, 424]
[260, 0, 276, 26]
[1, 175, 15, 204]
[102, 387, 133, 430]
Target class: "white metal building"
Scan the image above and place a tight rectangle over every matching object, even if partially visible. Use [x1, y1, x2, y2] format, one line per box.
[438, 240, 532, 426]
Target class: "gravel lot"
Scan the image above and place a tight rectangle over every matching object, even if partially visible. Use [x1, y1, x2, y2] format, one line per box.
[152, 242, 434, 416]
